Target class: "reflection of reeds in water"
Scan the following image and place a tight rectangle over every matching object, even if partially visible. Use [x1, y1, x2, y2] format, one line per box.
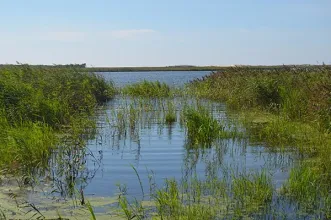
[48, 131, 103, 201]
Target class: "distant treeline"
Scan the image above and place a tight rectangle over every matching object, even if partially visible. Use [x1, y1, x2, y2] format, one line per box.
[0, 63, 87, 69]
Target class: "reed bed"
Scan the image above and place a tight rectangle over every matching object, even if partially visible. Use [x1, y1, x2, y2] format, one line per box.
[121, 80, 172, 97]
[188, 66, 331, 218]
[0, 65, 115, 174]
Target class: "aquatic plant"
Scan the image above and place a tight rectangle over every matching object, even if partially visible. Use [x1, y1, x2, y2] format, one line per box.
[0, 65, 115, 174]
[86, 201, 97, 220]
[165, 100, 176, 124]
[189, 66, 331, 131]
[121, 80, 171, 97]
[117, 168, 273, 219]
[189, 66, 331, 218]
[232, 170, 273, 214]
[184, 107, 221, 146]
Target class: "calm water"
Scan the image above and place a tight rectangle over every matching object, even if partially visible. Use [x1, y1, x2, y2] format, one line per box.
[79, 99, 292, 198]
[61, 71, 292, 199]
[98, 71, 210, 87]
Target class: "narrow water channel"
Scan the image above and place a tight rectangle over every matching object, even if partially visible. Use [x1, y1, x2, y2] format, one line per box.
[0, 71, 297, 219]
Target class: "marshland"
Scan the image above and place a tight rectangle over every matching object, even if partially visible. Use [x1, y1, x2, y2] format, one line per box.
[0, 65, 330, 219]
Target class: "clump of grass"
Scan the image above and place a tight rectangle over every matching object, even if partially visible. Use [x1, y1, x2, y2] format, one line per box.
[281, 153, 331, 218]
[232, 171, 273, 214]
[165, 113, 176, 124]
[184, 107, 221, 146]
[121, 80, 171, 97]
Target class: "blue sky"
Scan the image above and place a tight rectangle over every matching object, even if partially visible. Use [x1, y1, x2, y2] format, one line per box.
[0, 0, 330, 66]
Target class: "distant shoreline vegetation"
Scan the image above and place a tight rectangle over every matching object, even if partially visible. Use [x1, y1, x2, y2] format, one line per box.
[0, 63, 329, 72]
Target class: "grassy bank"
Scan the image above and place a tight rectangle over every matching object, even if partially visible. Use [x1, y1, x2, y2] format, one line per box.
[188, 66, 331, 217]
[0, 65, 115, 175]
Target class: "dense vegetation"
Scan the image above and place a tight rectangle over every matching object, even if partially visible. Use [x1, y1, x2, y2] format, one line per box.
[0, 65, 115, 175]
[2, 65, 331, 218]
[190, 66, 330, 128]
[189, 66, 331, 217]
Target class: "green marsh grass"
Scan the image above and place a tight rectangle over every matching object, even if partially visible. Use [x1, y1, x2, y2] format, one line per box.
[0, 65, 115, 174]
[116, 169, 274, 219]
[189, 66, 331, 131]
[232, 171, 273, 214]
[189, 66, 331, 217]
[183, 105, 241, 147]
[107, 98, 184, 141]
[184, 107, 221, 146]
[121, 80, 171, 97]
[165, 100, 176, 124]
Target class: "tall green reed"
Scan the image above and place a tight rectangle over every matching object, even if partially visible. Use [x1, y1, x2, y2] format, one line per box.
[0, 65, 115, 174]
[121, 80, 171, 97]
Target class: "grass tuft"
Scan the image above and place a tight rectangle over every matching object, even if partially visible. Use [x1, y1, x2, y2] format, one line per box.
[121, 80, 171, 97]
[184, 107, 221, 147]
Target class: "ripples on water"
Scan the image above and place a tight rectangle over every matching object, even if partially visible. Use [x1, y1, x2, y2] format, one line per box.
[98, 71, 211, 87]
